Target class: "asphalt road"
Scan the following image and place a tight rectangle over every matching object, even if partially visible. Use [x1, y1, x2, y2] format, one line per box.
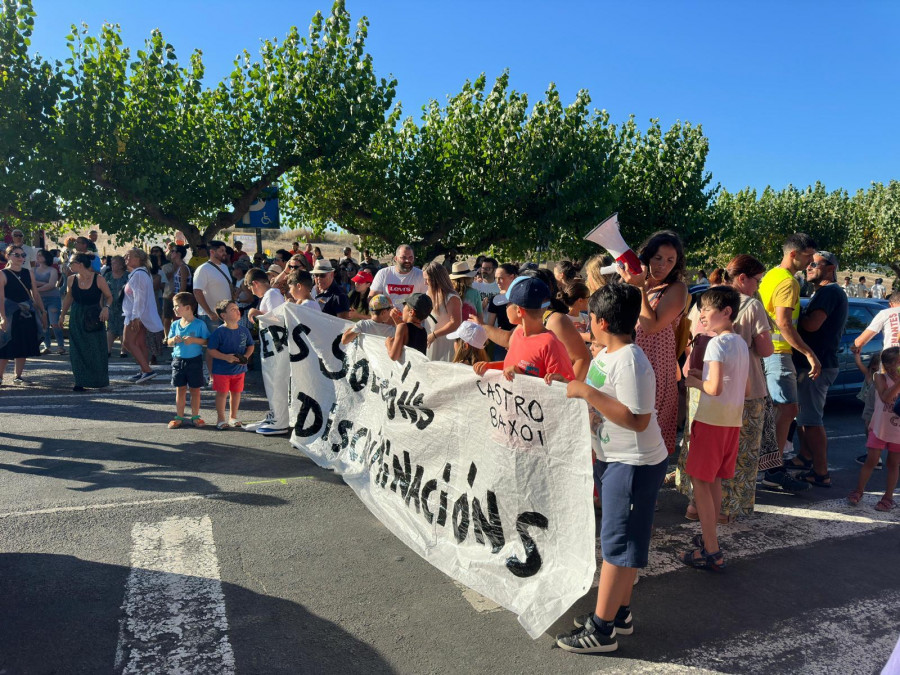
[1, 354, 899, 675]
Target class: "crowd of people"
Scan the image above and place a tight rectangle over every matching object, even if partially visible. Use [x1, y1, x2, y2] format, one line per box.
[2, 227, 900, 656]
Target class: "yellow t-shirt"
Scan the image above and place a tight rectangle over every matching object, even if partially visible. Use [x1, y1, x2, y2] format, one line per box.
[758, 266, 799, 354]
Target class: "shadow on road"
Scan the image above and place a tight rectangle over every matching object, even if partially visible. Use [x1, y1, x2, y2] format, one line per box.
[0, 431, 344, 496]
[0, 552, 395, 674]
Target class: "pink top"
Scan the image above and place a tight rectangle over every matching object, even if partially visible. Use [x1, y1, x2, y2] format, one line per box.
[871, 373, 900, 444]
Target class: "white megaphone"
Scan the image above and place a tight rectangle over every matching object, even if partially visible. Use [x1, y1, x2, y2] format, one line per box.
[583, 213, 643, 276]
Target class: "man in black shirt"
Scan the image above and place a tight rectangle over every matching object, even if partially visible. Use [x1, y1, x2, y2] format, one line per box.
[788, 251, 848, 486]
[311, 260, 350, 319]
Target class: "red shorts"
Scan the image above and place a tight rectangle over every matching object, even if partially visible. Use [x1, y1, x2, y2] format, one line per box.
[866, 431, 900, 453]
[685, 420, 740, 482]
[212, 373, 245, 393]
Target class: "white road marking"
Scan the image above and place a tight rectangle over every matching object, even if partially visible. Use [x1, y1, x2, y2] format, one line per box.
[115, 515, 235, 674]
[642, 495, 900, 578]
[828, 433, 866, 440]
[0, 495, 210, 519]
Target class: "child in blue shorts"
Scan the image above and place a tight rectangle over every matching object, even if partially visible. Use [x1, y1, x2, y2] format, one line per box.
[164, 292, 210, 428]
[556, 283, 669, 655]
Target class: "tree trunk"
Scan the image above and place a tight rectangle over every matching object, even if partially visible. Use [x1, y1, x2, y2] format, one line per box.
[890, 261, 900, 279]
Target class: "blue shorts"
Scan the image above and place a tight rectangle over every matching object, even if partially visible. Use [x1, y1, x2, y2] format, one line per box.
[171, 355, 205, 389]
[763, 353, 798, 405]
[796, 367, 839, 427]
[597, 459, 668, 568]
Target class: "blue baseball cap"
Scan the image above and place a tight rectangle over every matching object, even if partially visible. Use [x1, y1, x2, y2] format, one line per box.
[506, 277, 551, 310]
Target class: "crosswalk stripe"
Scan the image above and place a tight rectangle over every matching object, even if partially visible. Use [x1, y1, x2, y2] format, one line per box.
[115, 515, 235, 674]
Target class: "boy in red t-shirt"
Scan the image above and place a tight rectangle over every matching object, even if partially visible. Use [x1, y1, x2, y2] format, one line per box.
[473, 277, 575, 383]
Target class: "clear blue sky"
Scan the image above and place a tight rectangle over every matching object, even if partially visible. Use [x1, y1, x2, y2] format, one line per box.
[28, 0, 900, 194]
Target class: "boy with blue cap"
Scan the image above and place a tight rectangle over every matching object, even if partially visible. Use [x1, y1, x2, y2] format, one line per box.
[473, 276, 574, 383]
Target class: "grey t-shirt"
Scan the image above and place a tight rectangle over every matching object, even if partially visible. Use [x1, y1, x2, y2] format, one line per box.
[354, 319, 395, 339]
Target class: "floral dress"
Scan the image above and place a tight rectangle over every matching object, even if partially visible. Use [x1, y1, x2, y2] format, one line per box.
[635, 285, 680, 455]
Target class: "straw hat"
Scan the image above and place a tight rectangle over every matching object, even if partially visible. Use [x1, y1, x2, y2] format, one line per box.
[449, 261, 477, 279]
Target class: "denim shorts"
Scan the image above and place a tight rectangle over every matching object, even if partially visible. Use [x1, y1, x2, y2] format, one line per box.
[795, 367, 839, 427]
[597, 458, 668, 568]
[763, 353, 798, 405]
[171, 355, 205, 389]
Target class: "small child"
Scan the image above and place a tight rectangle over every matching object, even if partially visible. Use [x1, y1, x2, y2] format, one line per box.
[472, 277, 575, 383]
[342, 294, 396, 344]
[207, 300, 255, 430]
[556, 283, 668, 654]
[287, 270, 321, 312]
[164, 292, 210, 428]
[849, 347, 900, 510]
[446, 320, 489, 365]
[246, 267, 285, 322]
[854, 350, 882, 469]
[386, 292, 432, 360]
[681, 286, 749, 572]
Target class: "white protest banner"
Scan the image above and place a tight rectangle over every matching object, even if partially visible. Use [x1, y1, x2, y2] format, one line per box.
[257, 311, 291, 430]
[268, 302, 596, 639]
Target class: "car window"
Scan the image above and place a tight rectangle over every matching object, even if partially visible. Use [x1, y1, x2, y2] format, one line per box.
[846, 305, 874, 332]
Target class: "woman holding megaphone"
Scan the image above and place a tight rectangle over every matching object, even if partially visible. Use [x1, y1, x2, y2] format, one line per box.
[617, 231, 689, 458]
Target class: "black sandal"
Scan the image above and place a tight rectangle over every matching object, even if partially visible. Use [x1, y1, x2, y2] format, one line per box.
[679, 547, 726, 572]
[796, 469, 831, 487]
[784, 456, 813, 470]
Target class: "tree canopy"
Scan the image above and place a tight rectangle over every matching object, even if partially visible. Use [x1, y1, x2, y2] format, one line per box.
[1, 0, 897, 272]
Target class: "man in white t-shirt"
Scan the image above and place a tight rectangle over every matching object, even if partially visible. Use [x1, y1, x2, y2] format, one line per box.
[472, 256, 501, 314]
[854, 291, 900, 352]
[871, 278, 887, 300]
[370, 244, 426, 308]
[193, 240, 234, 383]
[192, 241, 234, 327]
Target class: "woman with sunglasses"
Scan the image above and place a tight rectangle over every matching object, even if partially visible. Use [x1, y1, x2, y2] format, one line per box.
[0, 245, 47, 385]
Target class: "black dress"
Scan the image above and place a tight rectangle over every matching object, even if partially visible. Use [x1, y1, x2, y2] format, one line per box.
[69, 273, 109, 388]
[0, 268, 41, 359]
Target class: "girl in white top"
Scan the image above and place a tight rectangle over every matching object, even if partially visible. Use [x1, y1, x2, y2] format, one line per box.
[423, 262, 462, 362]
[849, 347, 900, 511]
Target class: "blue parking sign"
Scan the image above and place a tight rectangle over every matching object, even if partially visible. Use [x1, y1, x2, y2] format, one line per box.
[241, 186, 279, 228]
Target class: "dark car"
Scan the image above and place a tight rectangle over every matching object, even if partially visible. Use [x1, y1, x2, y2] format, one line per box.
[799, 296, 884, 398]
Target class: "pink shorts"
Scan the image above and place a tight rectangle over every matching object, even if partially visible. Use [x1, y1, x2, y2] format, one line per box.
[686, 421, 740, 482]
[866, 431, 900, 453]
[213, 373, 245, 393]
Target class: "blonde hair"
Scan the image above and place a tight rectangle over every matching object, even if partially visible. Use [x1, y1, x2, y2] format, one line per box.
[128, 248, 151, 270]
[424, 261, 456, 311]
[452, 340, 489, 365]
[582, 253, 616, 293]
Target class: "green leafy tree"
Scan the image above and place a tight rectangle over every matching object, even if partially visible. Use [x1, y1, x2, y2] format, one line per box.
[614, 117, 717, 264]
[295, 73, 622, 262]
[847, 180, 900, 277]
[0, 0, 63, 225]
[56, 0, 395, 248]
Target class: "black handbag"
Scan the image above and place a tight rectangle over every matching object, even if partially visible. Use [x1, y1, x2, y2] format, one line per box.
[83, 305, 105, 333]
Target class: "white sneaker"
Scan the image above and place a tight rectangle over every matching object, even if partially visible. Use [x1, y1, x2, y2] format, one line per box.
[244, 411, 275, 431]
[256, 424, 290, 436]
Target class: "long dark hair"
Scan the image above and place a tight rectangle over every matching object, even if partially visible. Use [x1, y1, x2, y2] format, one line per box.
[638, 230, 685, 284]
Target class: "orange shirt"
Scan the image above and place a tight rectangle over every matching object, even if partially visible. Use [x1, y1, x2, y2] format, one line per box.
[503, 327, 575, 380]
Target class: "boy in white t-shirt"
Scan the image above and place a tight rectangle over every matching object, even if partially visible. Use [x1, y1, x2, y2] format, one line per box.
[556, 283, 668, 656]
[287, 269, 321, 312]
[246, 268, 285, 322]
[682, 286, 750, 572]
